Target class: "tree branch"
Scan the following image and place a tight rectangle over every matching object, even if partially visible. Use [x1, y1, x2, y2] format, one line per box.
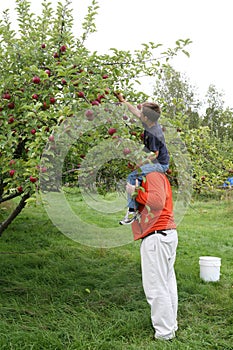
[0, 192, 22, 204]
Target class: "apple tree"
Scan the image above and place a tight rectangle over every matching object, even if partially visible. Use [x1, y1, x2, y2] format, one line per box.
[0, 0, 192, 235]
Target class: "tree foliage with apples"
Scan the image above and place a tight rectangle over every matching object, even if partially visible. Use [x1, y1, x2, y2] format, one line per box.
[0, 0, 192, 234]
[153, 65, 233, 193]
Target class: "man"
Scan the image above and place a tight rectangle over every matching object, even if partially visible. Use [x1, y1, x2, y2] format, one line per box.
[126, 171, 178, 341]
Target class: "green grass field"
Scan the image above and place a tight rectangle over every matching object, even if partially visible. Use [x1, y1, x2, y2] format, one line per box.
[0, 191, 233, 350]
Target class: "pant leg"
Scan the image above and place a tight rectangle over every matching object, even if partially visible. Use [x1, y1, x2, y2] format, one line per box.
[140, 230, 178, 339]
[127, 162, 167, 186]
[140, 163, 164, 174]
[127, 170, 143, 210]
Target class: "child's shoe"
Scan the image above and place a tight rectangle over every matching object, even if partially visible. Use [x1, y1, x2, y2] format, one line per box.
[119, 210, 138, 225]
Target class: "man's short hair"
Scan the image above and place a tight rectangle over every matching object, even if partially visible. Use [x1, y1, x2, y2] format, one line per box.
[142, 102, 161, 122]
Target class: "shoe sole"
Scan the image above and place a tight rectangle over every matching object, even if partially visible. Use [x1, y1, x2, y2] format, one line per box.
[119, 220, 134, 225]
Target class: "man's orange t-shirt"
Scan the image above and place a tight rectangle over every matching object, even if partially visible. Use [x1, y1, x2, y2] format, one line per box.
[131, 172, 176, 240]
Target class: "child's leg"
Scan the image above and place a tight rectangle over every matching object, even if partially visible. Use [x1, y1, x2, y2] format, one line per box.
[127, 177, 143, 211]
[140, 163, 164, 175]
[127, 169, 139, 186]
[125, 170, 139, 210]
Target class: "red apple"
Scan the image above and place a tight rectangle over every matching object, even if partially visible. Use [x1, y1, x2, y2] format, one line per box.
[8, 117, 15, 124]
[31, 129, 36, 135]
[8, 102, 15, 109]
[41, 167, 47, 173]
[85, 109, 95, 121]
[49, 97, 56, 104]
[9, 159, 16, 165]
[48, 135, 55, 142]
[61, 79, 67, 85]
[53, 52, 59, 58]
[91, 100, 100, 106]
[29, 176, 37, 183]
[123, 115, 128, 120]
[123, 148, 131, 155]
[32, 94, 39, 100]
[102, 74, 109, 79]
[42, 102, 49, 110]
[41, 43, 46, 49]
[17, 186, 23, 193]
[9, 169, 16, 177]
[166, 169, 172, 175]
[77, 91, 85, 98]
[108, 127, 117, 136]
[97, 93, 105, 102]
[60, 45, 67, 52]
[32, 76, 41, 84]
[45, 69, 51, 76]
[3, 93, 11, 100]
[127, 162, 135, 170]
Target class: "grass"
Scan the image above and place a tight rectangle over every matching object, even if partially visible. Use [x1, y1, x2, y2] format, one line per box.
[0, 190, 233, 349]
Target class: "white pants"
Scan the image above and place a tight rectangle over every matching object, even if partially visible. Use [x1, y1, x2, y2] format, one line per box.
[140, 229, 178, 340]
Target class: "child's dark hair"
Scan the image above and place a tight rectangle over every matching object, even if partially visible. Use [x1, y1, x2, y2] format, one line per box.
[142, 102, 161, 122]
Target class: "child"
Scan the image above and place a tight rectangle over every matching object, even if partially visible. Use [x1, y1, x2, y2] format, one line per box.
[114, 92, 170, 225]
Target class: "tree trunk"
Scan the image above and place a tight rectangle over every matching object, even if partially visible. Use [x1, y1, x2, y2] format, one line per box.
[0, 193, 30, 236]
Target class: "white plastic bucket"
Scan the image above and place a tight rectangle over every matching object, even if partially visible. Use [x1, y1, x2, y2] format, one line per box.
[199, 256, 221, 282]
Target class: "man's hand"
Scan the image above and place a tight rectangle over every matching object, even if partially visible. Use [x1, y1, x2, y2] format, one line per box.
[114, 91, 125, 102]
[126, 179, 139, 196]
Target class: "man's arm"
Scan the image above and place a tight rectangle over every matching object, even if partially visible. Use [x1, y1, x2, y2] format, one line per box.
[114, 92, 141, 119]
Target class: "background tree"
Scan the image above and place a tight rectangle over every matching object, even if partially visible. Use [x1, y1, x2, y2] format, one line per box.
[152, 65, 233, 193]
[202, 84, 233, 140]
[153, 64, 201, 129]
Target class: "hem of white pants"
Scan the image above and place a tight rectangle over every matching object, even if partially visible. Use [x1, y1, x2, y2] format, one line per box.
[155, 332, 176, 340]
[154, 330, 176, 341]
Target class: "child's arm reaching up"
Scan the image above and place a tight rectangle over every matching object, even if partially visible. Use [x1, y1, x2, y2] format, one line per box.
[114, 92, 142, 119]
